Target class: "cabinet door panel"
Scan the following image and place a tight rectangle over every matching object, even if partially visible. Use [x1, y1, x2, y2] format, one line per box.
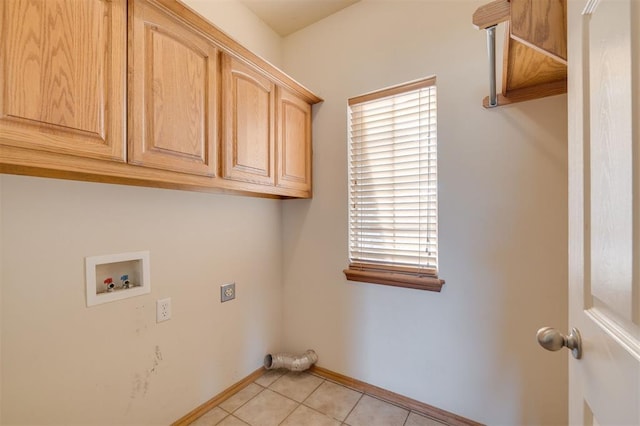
[129, 0, 217, 176]
[222, 55, 275, 185]
[277, 88, 311, 192]
[0, 0, 126, 161]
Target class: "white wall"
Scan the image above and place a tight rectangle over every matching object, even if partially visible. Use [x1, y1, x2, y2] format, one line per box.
[182, 0, 283, 68]
[0, 176, 3, 423]
[280, 1, 568, 425]
[0, 3, 285, 424]
[0, 177, 282, 424]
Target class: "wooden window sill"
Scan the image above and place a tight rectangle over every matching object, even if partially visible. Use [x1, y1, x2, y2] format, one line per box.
[343, 268, 445, 292]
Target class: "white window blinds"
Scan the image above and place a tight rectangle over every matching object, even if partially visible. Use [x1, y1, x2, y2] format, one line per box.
[347, 77, 438, 277]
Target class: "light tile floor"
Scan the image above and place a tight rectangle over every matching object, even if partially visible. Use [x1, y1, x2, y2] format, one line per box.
[190, 370, 447, 426]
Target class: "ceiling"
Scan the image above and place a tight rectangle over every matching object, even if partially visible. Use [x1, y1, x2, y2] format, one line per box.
[239, 0, 360, 37]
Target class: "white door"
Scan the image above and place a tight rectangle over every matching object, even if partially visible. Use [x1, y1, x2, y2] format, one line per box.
[566, 0, 640, 424]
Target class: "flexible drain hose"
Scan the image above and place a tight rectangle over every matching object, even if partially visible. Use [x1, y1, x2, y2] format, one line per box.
[264, 350, 318, 372]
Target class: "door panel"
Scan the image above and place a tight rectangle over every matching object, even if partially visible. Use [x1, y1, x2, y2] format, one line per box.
[221, 55, 275, 185]
[0, 0, 126, 161]
[568, 0, 640, 424]
[277, 87, 312, 192]
[128, 0, 218, 176]
[589, 0, 635, 323]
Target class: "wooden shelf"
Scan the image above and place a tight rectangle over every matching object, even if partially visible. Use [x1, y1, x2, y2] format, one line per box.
[473, 0, 567, 108]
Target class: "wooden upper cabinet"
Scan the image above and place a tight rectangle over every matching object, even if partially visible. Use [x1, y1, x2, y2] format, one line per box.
[277, 88, 312, 193]
[221, 54, 276, 186]
[0, 0, 321, 197]
[0, 0, 126, 161]
[128, 0, 218, 176]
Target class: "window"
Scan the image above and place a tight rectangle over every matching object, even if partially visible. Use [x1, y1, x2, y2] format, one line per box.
[344, 76, 444, 292]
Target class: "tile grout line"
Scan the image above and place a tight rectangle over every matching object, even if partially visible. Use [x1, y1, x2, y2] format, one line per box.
[228, 382, 267, 416]
[274, 391, 304, 426]
[308, 375, 365, 424]
[219, 384, 266, 425]
[275, 374, 327, 425]
[300, 376, 362, 425]
[400, 408, 410, 426]
[305, 372, 367, 423]
[267, 376, 324, 407]
[341, 392, 365, 426]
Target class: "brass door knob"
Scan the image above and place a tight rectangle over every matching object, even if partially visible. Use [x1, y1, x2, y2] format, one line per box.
[537, 327, 582, 359]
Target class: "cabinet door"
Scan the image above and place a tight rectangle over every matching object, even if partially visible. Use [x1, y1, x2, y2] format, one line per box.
[129, 0, 218, 176]
[277, 88, 312, 193]
[222, 55, 275, 186]
[0, 0, 126, 161]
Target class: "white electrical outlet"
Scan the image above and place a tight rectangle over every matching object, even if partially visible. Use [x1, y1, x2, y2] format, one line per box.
[157, 298, 171, 322]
